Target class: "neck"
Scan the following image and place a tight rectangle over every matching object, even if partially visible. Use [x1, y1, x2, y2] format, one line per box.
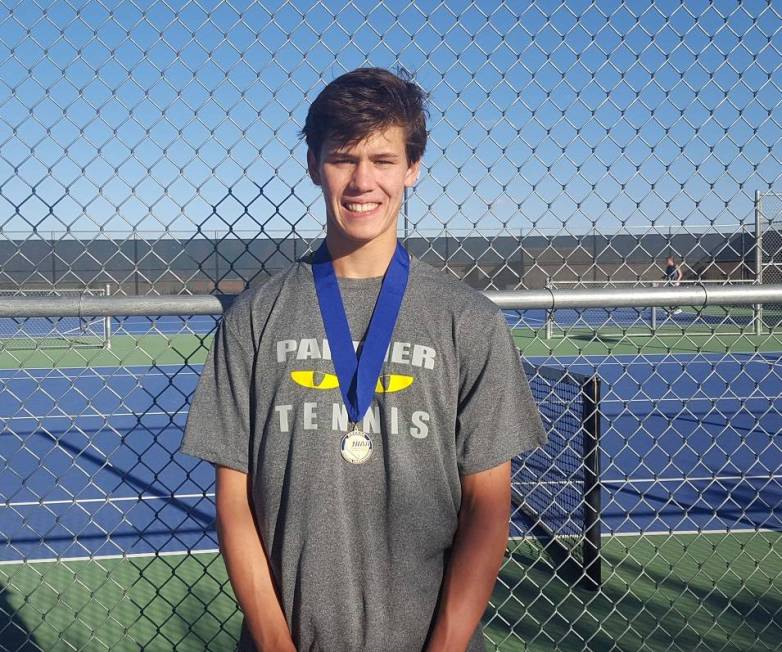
[325, 234, 398, 278]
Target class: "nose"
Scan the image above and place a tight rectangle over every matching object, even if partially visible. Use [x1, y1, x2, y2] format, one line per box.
[349, 159, 374, 193]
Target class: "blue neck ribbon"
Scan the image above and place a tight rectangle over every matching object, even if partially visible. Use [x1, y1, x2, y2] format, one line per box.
[312, 241, 410, 426]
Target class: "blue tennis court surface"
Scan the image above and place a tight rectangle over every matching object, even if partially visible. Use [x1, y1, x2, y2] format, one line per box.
[111, 315, 221, 336]
[506, 307, 778, 332]
[1, 353, 780, 562]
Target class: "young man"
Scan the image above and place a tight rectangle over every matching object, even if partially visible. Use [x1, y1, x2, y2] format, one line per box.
[665, 255, 684, 315]
[181, 68, 546, 652]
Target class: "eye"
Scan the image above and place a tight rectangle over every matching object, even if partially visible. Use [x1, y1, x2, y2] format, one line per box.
[291, 370, 340, 390]
[375, 374, 414, 393]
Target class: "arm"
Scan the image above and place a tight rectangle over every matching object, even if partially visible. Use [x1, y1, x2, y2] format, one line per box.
[677, 265, 684, 282]
[216, 465, 296, 652]
[425, 462, 511, 652]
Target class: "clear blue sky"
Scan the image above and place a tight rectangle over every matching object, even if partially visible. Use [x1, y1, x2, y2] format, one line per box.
[0, 0, 779, 238]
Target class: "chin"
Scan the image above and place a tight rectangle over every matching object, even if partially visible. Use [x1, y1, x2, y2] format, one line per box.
[332, 217, 396, 245]
[340, 228, 387, 245]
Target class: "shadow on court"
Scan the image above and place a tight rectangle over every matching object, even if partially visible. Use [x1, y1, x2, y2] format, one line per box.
[0, 555, 243, 650]
[487, 532, 782, 651]
[32, 426, 213, 522]
[1, 425, 216, 562]
[0, 580, 40, 651]
[572, 334, 626, 344]
[600, 476, 782, 534]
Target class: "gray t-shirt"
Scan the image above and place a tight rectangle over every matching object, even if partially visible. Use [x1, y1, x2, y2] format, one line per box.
[181, 255, 546, 652]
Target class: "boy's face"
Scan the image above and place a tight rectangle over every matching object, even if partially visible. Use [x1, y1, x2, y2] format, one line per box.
[308, 125, 420, 249]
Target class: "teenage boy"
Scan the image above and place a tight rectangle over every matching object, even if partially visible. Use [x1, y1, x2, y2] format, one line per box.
[181, 67, 546, 652]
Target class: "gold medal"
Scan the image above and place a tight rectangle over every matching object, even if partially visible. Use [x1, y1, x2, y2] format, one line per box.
[340, 425, 373, 464]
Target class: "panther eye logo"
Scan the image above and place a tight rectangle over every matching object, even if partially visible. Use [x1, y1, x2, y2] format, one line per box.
[290, 370, 339, 390]
[291, 370, 414, 393]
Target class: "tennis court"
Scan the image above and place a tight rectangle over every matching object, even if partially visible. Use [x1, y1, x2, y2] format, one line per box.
[1, 315, 779, 650]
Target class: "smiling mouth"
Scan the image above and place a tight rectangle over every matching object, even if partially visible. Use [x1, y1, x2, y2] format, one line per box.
[343, 202, 381, 214]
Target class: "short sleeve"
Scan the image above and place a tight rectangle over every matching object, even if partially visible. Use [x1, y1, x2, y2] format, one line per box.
[180, 316, 253, 473]
[456, 310, 547, 475]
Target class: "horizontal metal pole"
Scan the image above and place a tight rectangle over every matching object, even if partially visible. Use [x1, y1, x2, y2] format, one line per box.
[0, 294, 233, 317]
[485, 284, 782, 310]
[1, 284, 782, 317]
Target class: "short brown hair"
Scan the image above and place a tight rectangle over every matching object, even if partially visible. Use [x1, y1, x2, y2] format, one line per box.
[302, 67, 427, 163]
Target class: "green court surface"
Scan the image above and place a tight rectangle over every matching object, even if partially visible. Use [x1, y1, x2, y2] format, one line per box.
[0, 553, 241, 651]
[1, 532, 779, 651]
[485, 532, 782, 651]
[2, 330, 782, 370]
[510, 329, 782, 358]
[0, 334, 210, 370]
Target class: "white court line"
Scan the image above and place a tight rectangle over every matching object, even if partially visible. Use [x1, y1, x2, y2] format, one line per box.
[513, 474, 781, 489]
[599, 395, 777, 404]
[526, 351, 782, 363]
[509, 527, 781, 543]
[0, 548, 220, 566]
[0, 363, 204, 378]
[1, 409, 189, 421]
[601, 527, 782, 538]
[0, 369, 203, 382]
[601, 474, 781, 485]
[2, 492, 215, 509]
[6, 528, 777, 567]
[3, 352, 779, 377]
[602, 394, 775, 399]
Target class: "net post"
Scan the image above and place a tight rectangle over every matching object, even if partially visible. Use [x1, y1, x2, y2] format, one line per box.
[581, 373, 601, 590]
[755, 190, 763, 336]
[104, 283, 112, 349]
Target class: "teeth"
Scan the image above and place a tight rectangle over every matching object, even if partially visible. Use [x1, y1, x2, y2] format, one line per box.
[345, 203, 379, 213]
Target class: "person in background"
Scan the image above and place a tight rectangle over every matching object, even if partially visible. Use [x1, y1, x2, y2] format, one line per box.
[665, 255, 684, 315]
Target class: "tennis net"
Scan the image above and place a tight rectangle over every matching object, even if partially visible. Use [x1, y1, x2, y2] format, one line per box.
[0, 287, 112, 349]
[542, 279, 772, 338]
[513, 361, 601, 589]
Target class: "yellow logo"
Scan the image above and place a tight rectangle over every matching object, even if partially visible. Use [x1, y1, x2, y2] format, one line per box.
[291, 370, 414, 394]
[290, 370, 339, 390]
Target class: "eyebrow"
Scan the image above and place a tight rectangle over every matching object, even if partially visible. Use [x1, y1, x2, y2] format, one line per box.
[325, 151, 401, 160]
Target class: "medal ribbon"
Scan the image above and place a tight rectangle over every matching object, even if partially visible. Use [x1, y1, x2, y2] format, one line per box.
[312, 241, 409, 425]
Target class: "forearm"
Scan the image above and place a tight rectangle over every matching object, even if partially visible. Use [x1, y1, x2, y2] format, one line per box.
[426, 486, 509, 651]
[217, 482, 295, 651]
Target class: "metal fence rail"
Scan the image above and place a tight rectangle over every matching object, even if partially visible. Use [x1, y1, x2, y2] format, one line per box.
[2, 284, 781, 317]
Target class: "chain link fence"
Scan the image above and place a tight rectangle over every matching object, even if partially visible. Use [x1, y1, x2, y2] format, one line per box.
[1, 1, 781, 651]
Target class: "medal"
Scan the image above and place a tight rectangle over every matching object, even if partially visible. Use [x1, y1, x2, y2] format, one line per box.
[340, 424, 373, 464]
[312, 241, 409, 464]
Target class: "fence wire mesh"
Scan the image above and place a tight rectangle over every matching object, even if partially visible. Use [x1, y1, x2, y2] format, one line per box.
[0, 1, 781, 651]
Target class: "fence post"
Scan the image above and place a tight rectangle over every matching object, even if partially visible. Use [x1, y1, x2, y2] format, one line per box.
[545, 278, 554, 340]
[104, 283, 112, 350]
[755, 190, 763, 336]
[582, 373, 602, 590]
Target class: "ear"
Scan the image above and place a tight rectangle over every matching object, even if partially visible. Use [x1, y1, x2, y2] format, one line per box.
[404, 159, 421, 188]
[307, 149, 321, 186]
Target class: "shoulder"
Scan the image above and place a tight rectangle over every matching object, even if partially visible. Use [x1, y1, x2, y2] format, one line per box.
[408, 255, 501, 323]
